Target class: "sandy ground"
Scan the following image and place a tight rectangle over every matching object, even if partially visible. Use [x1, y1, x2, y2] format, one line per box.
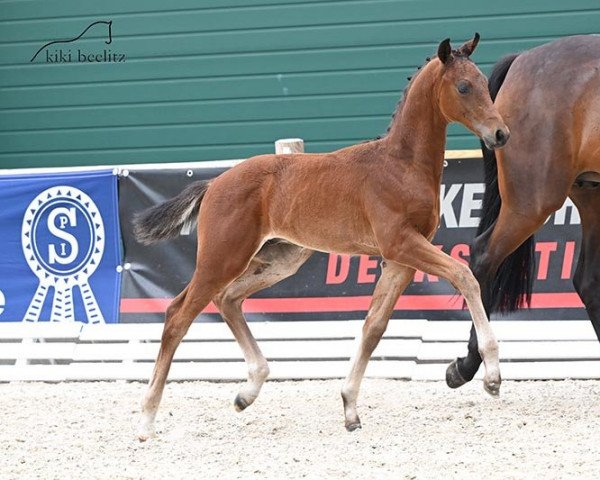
[0, 379, 599, 480]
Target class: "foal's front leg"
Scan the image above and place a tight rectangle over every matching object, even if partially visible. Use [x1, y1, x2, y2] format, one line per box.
[341, 262, 415, 431]
[383, 233, 501, 396]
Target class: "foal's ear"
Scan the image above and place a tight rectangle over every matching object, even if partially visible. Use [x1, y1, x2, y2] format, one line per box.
[457, 32, 480, 57]
[437, 38, 452, 64]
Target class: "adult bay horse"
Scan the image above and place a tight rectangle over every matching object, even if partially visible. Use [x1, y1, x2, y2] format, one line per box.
[445, 35, 600, 388]
[134, 35, 509, 441]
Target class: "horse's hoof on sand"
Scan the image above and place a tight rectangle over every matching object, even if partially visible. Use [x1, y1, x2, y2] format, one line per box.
[234, 394, 249, 412]
[484, 379, 501, 398]
[137, 431, 156, 442]
[445, 359, 468, 389]
[345, 421, 362, 432]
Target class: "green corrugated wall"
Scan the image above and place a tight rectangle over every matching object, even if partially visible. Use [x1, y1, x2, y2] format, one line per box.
[1, 0, 599, 168]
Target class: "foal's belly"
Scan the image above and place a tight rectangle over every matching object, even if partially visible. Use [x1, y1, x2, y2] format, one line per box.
[275, 233, 381, 257]
[269, 210, 380, 257]
[267, 193, 438, 257]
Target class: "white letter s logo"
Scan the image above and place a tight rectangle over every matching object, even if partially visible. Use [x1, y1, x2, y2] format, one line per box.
[48, 207, 79, 264]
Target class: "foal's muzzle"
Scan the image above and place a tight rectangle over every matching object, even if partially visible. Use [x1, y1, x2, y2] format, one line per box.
[483, 127, 510, 150]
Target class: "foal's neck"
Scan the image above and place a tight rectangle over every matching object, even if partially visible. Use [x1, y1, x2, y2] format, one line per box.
[383, 61, 448, 183]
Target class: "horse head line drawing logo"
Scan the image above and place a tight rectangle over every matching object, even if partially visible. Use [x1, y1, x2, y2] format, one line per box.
[30, 20, 112, 63]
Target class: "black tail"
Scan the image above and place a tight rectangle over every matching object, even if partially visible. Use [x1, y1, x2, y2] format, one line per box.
[474, 53, 535, 313]
[133, 180, 211, 245]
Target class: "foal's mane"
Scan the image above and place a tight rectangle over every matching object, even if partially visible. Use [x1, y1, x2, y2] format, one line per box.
[376, 48, 471, 140]
[376, 58, 429, 139]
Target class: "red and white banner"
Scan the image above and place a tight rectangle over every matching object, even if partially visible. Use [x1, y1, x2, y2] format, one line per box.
[118, 158, 583, 322]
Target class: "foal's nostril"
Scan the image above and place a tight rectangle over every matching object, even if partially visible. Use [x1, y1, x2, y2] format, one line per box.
[495, 129, 508, 145]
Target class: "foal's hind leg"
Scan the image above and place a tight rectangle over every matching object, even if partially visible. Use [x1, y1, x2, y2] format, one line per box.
[138, 284, 192, 440]
[213, 241, 314, 411]
[138, 220, 265, 441]
[341, 262, 415, 431]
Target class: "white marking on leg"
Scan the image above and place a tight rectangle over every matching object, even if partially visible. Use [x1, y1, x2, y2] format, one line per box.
[236, 360, 270, 410]
[457, 266, 501, 394]
[138, 385, 160, 440]
[342, 328, 363, 425]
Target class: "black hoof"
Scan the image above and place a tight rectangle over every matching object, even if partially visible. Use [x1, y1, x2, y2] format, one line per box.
[345, 421, 362, 432]
[234, 394, 249, 412]
[446, 359, 469, 389]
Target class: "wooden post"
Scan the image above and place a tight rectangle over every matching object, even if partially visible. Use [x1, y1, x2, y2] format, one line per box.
[275, 138, 304, 154]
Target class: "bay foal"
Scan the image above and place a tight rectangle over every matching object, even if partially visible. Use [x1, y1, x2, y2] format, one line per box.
[135, 35, 508, 440]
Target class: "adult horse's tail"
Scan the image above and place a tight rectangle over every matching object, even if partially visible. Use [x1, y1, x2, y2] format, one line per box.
[474, 53, 536, 313]
[133, 180, 210, 245]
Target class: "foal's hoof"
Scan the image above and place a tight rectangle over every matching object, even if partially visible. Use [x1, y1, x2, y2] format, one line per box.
[345, 420, 362, 432]
[137, 430, 156, 442]
[445, 359, 468, 389]
[137, 418, 157, 442]
[484, 378, 501, 398]
[234, 394, 250, 412]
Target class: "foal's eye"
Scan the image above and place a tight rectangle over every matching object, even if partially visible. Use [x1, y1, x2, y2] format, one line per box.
[457, 81, 471, 95]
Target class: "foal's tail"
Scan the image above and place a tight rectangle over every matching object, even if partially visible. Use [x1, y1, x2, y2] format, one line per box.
[474, 53, 536, 313]
[133, 180, 211, 245]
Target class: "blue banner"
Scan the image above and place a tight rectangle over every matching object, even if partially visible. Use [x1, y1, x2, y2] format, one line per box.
[0, 170, 122, 323]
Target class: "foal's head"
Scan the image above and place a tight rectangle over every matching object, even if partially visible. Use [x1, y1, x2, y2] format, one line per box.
[435, 34, 509, 149]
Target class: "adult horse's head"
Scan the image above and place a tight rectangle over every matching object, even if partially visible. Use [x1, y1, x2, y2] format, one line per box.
[436, 33, 509, 149]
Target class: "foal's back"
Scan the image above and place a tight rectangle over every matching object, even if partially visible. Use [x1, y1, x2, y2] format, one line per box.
[202, 140, 405, 256]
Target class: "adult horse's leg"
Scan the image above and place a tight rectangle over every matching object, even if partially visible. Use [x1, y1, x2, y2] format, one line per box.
[570, 185, 600, 340]
[341, 262, 415, 431]
[138, 214, 265, 441]
[446, 205, 550, 387]
[381, 232, 501, 396]
[213, 241, 314, 411]
[447, 141, 573, 387]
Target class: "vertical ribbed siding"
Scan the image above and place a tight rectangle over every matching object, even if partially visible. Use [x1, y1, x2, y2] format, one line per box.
[0, 0, 599, 168]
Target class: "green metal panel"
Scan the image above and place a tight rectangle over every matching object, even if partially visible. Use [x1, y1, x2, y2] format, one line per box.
[1, 0, 598, 168]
